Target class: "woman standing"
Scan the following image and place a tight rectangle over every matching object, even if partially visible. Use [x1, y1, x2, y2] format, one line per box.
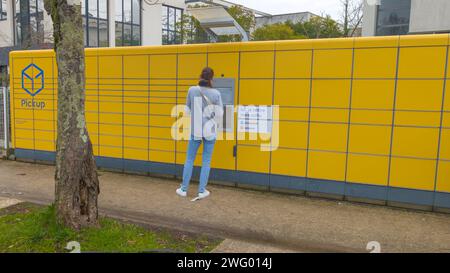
[176, 67, 223, 200]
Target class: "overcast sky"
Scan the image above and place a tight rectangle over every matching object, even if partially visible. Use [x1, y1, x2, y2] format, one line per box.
[229, 0, 343, 20]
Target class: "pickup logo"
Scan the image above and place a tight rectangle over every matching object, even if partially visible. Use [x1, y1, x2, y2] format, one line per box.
[22, 64, 44, 97]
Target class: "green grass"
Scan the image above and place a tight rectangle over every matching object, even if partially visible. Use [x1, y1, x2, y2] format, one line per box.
[0, 204, 221, 253]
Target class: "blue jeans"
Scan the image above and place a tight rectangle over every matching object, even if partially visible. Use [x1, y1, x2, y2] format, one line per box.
[181, 137, 216, 194]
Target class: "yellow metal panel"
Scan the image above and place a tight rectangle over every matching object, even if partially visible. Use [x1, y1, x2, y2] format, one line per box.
[310, 108, 349, 123]
[124, 114, 148, 126]
[35, 140, 54, 152]
[237, 145, 270, 173]
[271, 149, 307, 177]
[436, 161, 450, 193]
[124, 102, 148, 115]
[309, 123, 348, 152]
[100, 135, 122, 147]
[208, 53, 240, 79]
[274, 79, 310, 107]
[150, 55, 177, 79]
[276, 121, 308, 149]
[99, 124, 122, 136]
[439, 129, 450, 160]
[396, 80, 443, 111]
[354, 36, 399, 48]
[275, 51, 312, 78]
[349, 125, 391, 155]
[347, 154, 389, 186]
[399, 34, 449, 47]
[442, 113, 450, 128]
[394, 111, 441, 127]
[445, 83, 450, 110]
[124, 125, 147, 138]
[15, 129, 34, 139]
[398, 47, 447, 78]
[149, 150, 175, 164]
[354, 48, 397, 78]
[124, 137, 148, 149]
[240, 41, 275, 52]
[98, 56, 122, 78]
[211, 143, 235, 170]
[311, 37, 354, 49]
[149, 127, 172, 139]
[313, 50, 353, 78]
[100, 146, 122, 159]
[390, 157, 436, 191]
[207, 42, 241, 53]
[276, 40, 313, 51]
[178, 53, 207, 79]
[311, 80, 351, 108]
[15, 138, 34, 150]
[239, 80, 273, 105]
[350, 110, 392, 126]
[240, 52, 274, 79]
[308, 151, 346, 181]
[85, 56, 98, 79]
[392, 127, 439, 159]
[278, 107, 309, 122]
[149, 104, 173, 116]
[124, 149, 148, 161]
[352, 80, 395, 109]
[149, 139, 175, 151]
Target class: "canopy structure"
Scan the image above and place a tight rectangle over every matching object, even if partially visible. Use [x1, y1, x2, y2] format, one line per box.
[185, 0, 271, 16]
[186, 5, 250, 42]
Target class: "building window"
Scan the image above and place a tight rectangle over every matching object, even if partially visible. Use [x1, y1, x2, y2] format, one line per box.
[376, 0, 411, 36]
[14, 0, 45, 47]
[115, 0, 141, 46]
[82, 0, 109, 47]
[0, 0, 7, 21]
[162, 4, 183, 45]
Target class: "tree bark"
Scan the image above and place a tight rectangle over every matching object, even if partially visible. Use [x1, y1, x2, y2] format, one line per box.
[44, 0, 100, 229]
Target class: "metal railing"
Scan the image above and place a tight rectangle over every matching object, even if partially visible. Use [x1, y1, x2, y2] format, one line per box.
[0, 87, 9, 156]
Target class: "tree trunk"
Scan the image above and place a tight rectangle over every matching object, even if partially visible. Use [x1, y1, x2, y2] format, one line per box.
[44, 0, 100, 229]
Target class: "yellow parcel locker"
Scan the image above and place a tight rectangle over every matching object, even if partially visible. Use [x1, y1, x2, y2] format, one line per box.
[349, 124, 391, 155]
[311, 80, 351, 108]
[275, 50, 312, 79]
[308, 151, 346, 181]
[351, 80, 395, 110]
[274, 79, 310, 107]
[398, 47, 447, 78]
[271, 148, 307, 177]
[309, 122, 348, 153]
[208, 52, 240, 79]
[178, 53, 207, 79]
[392, 127, 439, 159]
[237, 145, 270, 174]
[390, 157, 436, 191]
[353, 48, 397, 79]
[313, 49, 353, 79]
[346, 154, 389, 186]
[240, 51, 274, 79]
[436, 161, 450, 193]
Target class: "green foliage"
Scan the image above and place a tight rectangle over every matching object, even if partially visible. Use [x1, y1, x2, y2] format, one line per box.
[253, 23, 304, 41]
[177, 4, 255, 44]
[218, 5, 255, 42]
[0, 204, 220, 253]
[253, 15, 343, 41]
[288, 16, 344, 39]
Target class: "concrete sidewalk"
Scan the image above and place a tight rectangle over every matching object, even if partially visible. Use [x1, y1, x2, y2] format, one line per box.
[0, 159, 450, 252]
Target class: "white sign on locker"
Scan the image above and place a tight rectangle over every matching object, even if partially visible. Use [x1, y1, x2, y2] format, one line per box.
[237, 106, 272, 134]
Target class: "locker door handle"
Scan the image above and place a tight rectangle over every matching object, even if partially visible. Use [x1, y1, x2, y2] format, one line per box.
[233, 145, 237, 158]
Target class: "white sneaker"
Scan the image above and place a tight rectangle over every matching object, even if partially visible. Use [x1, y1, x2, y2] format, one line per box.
[176, 188, 187, 197]
[198, 190, 210, 200]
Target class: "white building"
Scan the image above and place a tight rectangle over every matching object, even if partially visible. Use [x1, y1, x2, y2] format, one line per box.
[0, 0, 188, 49]
[362, 0, 450, 36]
